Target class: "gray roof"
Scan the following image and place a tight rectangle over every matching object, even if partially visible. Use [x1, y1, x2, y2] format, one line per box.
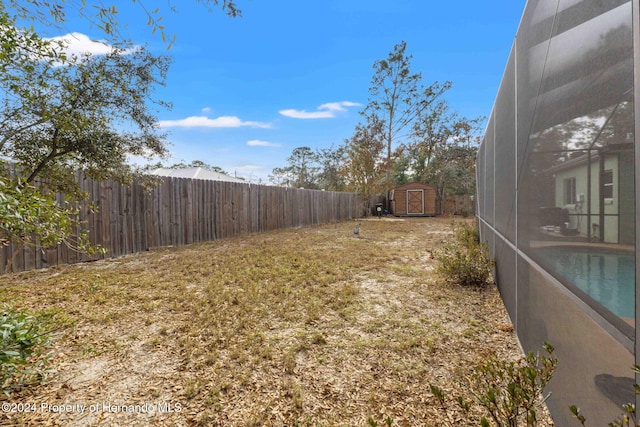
[148, 167, 245, 183]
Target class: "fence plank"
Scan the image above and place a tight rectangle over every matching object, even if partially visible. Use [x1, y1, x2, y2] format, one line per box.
[3, 176, 364, 274]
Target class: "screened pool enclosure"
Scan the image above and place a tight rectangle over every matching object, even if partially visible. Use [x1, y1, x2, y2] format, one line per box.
[476, 0, 638, 425]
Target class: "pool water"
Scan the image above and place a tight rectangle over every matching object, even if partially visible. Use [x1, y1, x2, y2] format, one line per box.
[535, 246, 635, 319]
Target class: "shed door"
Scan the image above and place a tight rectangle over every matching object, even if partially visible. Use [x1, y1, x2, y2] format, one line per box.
[406, 190, 424, 215]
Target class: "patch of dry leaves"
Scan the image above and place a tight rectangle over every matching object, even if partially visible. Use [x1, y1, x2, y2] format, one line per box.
[0, 217, 554, 426]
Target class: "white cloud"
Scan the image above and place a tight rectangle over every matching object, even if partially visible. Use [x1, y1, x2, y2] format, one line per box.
[247, 139, 281, 147]
[157, 115, 272, 129]
[201, 107, 212, 114]
[279, 100, 361, 119]
[45, 32, 128, 58]
[318, 101, 361, 110]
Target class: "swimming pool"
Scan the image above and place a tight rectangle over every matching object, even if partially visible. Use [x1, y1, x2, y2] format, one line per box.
[535, 246, 635, 319]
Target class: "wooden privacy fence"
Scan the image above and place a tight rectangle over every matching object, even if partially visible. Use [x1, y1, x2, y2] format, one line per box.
[441, 194, 475, 216]
[2, 175, 364, 273]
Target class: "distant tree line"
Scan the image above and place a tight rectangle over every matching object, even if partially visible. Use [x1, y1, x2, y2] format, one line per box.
[270, 41, 484, 211]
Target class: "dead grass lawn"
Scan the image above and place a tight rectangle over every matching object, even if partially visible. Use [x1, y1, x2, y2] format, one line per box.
[0, 217, 550, 426]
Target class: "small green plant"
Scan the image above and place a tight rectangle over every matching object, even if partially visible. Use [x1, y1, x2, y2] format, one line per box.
[432, 221, 493, 287]
[572, 403, 639, 427]
[430, 342, 557, 427]
[82, 346, 99, 356]
[367, 416, 393, 426]
[0, 305, 53, 395]
[571, 365, 640, 427]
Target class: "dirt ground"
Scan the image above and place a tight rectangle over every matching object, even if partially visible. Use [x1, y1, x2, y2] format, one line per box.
[0, 217, 553, 426]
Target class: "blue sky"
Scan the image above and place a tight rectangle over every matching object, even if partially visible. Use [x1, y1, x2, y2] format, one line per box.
[40, 1, 525, 183]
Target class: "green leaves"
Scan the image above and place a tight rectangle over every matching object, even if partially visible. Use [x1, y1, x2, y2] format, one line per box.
[432, 221, 493, 287]
[0, 2, 187, 194]
[341, 114, 387, 199]
[430, 384, 445, 401]
[572, 364, 640, 426]
[4, 1, 242, 48]
[431, 343, 557, 427]
[366, 416, 393, 427]
[0, 175, 106, 272]
[0, 304, 52, 395]
[470, 345, 557, 426]
[1, 41, 171, 191]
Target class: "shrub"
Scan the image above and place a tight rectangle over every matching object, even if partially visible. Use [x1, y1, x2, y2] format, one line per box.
[431, 342, 557, 427]
[432, 221, 493, 287]
[0, 305, 52, 395]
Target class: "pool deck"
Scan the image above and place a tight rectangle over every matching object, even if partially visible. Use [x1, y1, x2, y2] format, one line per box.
[530, 240, 634, 252]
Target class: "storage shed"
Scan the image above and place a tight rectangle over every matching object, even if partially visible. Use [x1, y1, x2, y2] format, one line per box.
[390, 182, 437, 216]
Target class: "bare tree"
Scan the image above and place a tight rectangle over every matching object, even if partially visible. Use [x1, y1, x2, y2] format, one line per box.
[363, 41, 452, 191]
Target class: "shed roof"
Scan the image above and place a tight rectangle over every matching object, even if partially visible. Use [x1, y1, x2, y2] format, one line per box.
[148, 167, 245, 183]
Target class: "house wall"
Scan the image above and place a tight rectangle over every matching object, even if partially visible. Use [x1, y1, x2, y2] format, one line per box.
[619, 153, 635, 245]
[476, 1, 637, 425]
[553, 154, 619, 243]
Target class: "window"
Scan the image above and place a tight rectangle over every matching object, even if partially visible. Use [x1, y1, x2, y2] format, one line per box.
[602, 169, 613, 199]
[564, 177, 576, 204]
